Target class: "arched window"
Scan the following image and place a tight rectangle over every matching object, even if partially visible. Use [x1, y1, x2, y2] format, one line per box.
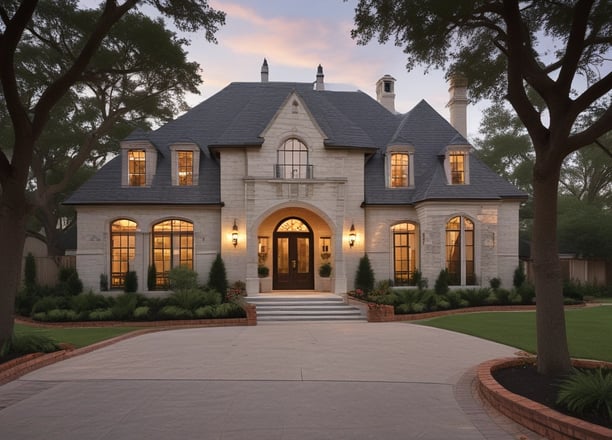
[152, 219, 194, 288]
[276, 138, 311, 178]
[446, 216, 475, 285]
[392, 222, 417, 285]
[110, 219, 137, 289]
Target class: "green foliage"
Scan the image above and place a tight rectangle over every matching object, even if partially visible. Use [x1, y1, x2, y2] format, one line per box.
[557, 369, 612, 420]
[32, 296, 63, 315]
[355, 254, 375, 293]
[410, 270, 427, 291]
[168, 265, 198, 291]
[167, 288, 208, 310]
[158, 305, 193, 320]
[58, 267, 83, 296]
[563, 280, 585, 301]
[133, 306, 151, 320]
[147, 265, 157, 291]
[111, 292, 143, 320]
[319, 262, 332, 277]
[69, 292, 111, 313]
[489, 277, 501, 290]
[99, 273, 109, 292]
[517, 283, 535, 304]
[513, 263, 526, 289]
[124, 271, 138, 293]
[459, 288, 491, 307]
[88, 309, 114, 321]
[434, 269, 450, 296]
[257, 265, 269, 277]
[208, 254, 228, 300]
[24, 252, 37, 289]
[5, 333, 60, 355]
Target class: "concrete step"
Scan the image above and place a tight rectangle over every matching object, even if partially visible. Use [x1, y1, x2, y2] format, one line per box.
[246, 294, 365, 322]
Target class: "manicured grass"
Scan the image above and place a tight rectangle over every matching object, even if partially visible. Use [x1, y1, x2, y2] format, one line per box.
[13, 323, 139, 348]
[414, 306, 612, 362]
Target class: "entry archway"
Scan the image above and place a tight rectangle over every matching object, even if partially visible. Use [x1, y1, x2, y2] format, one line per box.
[273, 217, 314, 290]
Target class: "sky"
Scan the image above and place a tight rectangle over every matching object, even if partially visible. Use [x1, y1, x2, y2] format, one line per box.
[168, 0, 489, 141]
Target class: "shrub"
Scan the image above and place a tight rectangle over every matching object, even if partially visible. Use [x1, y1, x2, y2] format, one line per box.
[410, 269, 427, 290]
[411, 302, 426, 313]
[14, 287, 41, 317]
[194, 305, 215, 319]
[489, 277, 501, 290]
[168, 288, 206, 311]
[158, 305, 193, 320]
[557, 368, 612, 420]
[147, 265, 157, 291]
[32, 296, 62, 315]
[58, 267, 83, 296]
[124, 271, 138, 293]
[69, 292, 110, 313]
[460, 288, 490, 307]
[168, 266, 198, 291]
[24, 252, 37, 290]
[257, 265, 269, 277]
[434, 269, 450, 296]
[517, 283, 535, 304]
[111, 292, 142, 320]
[99, 274, 109, 291]
[212, 303, 245, 319]
[43, 309, 79, 322]
[494, 288, 513, 305]
[563, 280, 585, 301]
[355, 254, 375, 293]
[319, 262, 332, 277]
[133, 306, 151, 320]
[513, 263, 526, 289]
[208, 254, 228, 300]
[6, 333, 60, 355]
[88, 308, 114, 321]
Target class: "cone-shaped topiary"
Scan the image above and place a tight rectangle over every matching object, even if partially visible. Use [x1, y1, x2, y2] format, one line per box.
[208, 254, 228, 301]
[355, 254, 375, 293]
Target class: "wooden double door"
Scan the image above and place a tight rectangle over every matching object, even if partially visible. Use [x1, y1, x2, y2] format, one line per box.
[273, 228, 314, 290]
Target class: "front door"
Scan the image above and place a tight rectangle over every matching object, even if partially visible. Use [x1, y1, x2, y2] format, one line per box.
[273, 218, 314, 290]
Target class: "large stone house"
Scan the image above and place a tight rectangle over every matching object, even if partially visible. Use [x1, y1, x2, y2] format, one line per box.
[66, 61, 526, 295]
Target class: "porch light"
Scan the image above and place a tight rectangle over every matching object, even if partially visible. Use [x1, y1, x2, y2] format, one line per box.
[232, 219, 238, 247]
[349, 223, 356, 248]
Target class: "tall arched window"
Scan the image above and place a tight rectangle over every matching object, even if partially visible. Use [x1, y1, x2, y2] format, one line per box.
[110, 219, 137, 289]
[446, 216, 475, 285]
[152, 219, 194, 288]
[276, 138, 311, 178]
[392, 222, 417, 285]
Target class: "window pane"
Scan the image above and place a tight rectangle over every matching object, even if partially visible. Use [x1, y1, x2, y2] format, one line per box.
[177, 151, 193, 186]
[277, 238, 289, 274]
[297, 238, 310, 273]
[128, 150, 146, 186]
[152, 219, 194, 288]
[450, 153, 465, 184]
[277, 138, 309, 178]
[110, 219, 137, 288]
[392, 222, 416, 285]
[390, 153, 409, 187]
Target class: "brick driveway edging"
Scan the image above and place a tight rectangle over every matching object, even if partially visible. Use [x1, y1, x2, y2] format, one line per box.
[477, 357, 612, 440]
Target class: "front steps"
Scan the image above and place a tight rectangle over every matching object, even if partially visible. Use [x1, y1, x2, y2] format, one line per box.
[246, 293, 365, 322]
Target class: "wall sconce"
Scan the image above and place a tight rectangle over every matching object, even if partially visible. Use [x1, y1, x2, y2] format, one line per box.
[349, 223, 356, 248]
[232, 219, 238, 247]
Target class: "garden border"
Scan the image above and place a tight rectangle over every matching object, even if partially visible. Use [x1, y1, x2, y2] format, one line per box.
[477, 357, 612, 440]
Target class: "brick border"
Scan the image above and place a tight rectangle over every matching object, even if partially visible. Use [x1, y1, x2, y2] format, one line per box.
[477, 357, 612, 440]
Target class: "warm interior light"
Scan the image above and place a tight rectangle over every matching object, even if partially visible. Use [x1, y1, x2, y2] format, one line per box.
[232, 219, 238, 247]
[349, 223, 356, 247]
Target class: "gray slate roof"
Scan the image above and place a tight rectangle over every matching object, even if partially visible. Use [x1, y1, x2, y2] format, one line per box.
[66, 81, 526, 206]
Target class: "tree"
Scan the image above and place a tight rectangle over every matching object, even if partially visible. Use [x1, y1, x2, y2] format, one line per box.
[351, 0, 612, 376]
[0, 0, 225, 348]
[1, 4, 204, 256]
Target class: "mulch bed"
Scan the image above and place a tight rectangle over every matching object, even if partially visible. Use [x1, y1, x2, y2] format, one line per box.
[493, 363, 612, 429]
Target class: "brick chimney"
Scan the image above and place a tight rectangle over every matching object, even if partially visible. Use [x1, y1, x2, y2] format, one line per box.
[447, 73, 468, 138]
[376, 75, 396, 113]
[261, 59, 269, 83]
[315, 64, 325, 91]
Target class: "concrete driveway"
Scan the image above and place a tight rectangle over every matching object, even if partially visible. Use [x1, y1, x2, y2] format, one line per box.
[0, 322, 538, 439]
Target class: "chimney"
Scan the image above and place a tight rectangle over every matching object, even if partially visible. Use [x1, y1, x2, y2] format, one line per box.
[315, 64, 325, 91]
[447, 73, 468, 138]
[376, 74, 396, 113]
[261, 58, 269, 83]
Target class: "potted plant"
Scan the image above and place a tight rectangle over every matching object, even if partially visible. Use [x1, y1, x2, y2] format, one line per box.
[258, 265, 271, 293]
[258, 265, 269, 278]
[319, 262, 332, 277]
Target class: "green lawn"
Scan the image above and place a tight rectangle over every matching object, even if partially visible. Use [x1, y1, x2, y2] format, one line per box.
[415, 306, 612, 362]
[13, 323, 139, 348]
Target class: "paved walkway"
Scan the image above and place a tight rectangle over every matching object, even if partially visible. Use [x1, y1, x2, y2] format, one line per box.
[0, 322, 540, 440]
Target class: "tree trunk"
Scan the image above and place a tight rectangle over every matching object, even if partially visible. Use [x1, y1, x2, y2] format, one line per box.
[0, 186, 28, 349]
[532, 160, 571, 376]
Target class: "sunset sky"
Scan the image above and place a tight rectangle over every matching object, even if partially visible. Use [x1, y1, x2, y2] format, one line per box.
[168, 0, 490, 140]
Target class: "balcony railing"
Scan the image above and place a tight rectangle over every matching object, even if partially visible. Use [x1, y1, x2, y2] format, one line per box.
[274, 164, 314, 179]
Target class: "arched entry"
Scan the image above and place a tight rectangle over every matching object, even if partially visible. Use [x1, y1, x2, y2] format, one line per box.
[273, 217, 314, 290]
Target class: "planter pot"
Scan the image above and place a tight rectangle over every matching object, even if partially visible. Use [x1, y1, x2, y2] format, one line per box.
[259, 277, 272, 293]
[319, 277, 331, 292]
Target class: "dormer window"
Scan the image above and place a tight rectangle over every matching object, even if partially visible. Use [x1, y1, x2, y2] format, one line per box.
[121, 140, 157, 187]
[170, 143, 200, 186]
[177, 151, 193, 185]
[386, 145, 415, 188]
[444, 146, 471, 185]
[128, 150, 146, 186]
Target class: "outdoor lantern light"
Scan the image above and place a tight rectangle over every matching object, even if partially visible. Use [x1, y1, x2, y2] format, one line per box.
[232, 219, 238, 247]
[349, 223, 356, 247]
